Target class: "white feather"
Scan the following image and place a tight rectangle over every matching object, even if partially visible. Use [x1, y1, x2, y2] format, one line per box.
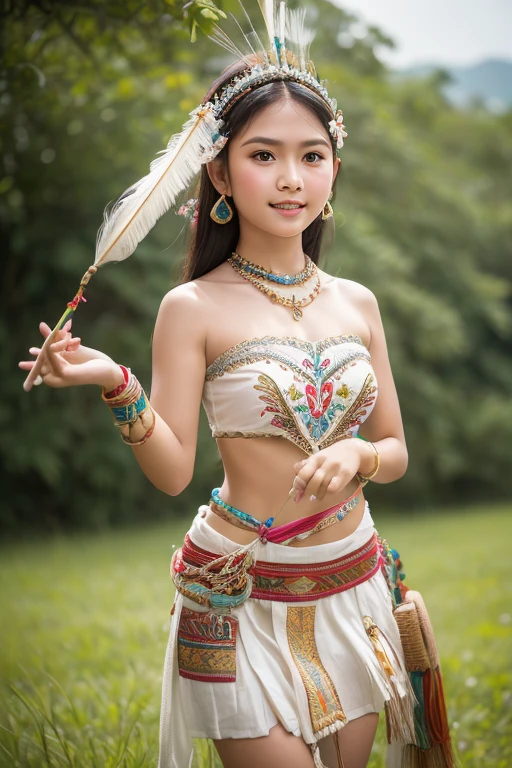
[278, 2, 288, 69]
[238, 0, 265, 54]
[286, 8, 314, 71]
[230, 11, 258, 57]
[258, 0, 275, 50]
[95, 105, 222, 266]
[209, 24, 247, 60]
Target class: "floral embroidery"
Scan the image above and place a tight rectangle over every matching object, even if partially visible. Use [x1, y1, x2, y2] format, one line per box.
[254, 374, 313, 454]
[203, 335, 377, 454]
[287, 351, 348, 442]
[318, 373, 377, 451]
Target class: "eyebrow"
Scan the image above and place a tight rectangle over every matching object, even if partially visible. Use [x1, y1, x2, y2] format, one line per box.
[240, 136, 331, 149]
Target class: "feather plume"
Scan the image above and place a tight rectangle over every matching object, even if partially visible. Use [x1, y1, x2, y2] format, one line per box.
[278, 2, 287, 69]
[23, 104, 224, 392]
[95, 104, 223, 266]
[238, 0, 265, 54]
[258, 0, 275, 51]
[286, 8, 314, 71]
[209, 24, 248, 60]
[229, 12, 258, 57]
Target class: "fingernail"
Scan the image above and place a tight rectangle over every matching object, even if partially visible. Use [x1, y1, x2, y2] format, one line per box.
[310, 495, 316, 502]
[294, 491, 304, 503]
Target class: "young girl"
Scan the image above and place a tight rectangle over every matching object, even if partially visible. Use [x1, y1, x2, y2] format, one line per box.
[19, 24, 454, 768]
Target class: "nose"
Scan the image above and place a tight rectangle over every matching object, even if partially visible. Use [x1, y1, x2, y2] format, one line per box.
[277, 162, 303, 192]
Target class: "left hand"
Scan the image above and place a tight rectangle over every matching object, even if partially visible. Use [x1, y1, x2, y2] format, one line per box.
[291, 439, 362, 502]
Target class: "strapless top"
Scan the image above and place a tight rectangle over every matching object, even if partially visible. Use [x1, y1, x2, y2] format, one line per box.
[202, 335, 378, 455]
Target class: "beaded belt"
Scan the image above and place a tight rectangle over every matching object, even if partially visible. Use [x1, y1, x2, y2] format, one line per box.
[173, 532, 382, 604]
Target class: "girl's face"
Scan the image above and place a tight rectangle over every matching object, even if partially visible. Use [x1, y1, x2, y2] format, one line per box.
[212, 98, 339, 240]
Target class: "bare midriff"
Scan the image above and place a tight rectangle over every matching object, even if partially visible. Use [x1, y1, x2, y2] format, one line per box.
[203, 435, 367, 548]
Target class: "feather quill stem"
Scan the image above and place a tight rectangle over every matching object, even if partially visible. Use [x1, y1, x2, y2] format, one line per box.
[95, 104, 221, 266]
[24, 105, 222, 392]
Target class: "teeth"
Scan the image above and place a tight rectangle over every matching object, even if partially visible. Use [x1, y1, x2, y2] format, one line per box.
[273, 204, 302, 209]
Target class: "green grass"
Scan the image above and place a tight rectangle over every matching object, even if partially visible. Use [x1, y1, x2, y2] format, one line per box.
[1, 504, 511, 767]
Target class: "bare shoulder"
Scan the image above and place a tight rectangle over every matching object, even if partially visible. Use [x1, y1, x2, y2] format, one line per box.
[160, 280, 203, 313]
[156, 281, 208, 348]
[328, 275, 378, 310]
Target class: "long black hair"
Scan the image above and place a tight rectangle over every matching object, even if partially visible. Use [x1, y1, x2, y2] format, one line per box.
[181, 60, 338, 283]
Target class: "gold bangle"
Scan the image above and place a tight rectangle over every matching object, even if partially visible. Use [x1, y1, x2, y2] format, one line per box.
[357, 441, 380, 485]
[101, 369, 156, 445]
[120, 405, 156, 446]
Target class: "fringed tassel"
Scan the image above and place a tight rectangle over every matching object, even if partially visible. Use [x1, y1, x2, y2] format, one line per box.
[363, 616, 416, 745]
[401, 743, 455, 768]
[393, 592, 457, 768]
[384, 688, 416, 747]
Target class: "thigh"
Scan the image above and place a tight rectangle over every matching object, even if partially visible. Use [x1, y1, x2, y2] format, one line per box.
[213, 722, 316, 768]
[318, 713, 379, 768]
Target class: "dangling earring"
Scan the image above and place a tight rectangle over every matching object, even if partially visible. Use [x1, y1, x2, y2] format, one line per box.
[322, 192, 333, 221]
[210, 194, 233, 224]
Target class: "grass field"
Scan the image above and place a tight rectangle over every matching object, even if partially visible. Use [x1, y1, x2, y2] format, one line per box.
[1, 504, 511, 768]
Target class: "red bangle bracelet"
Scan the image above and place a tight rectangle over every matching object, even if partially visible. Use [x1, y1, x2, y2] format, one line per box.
[104, 365, 129, 399]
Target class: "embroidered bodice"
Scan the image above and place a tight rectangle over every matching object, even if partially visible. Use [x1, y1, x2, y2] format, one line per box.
[202, 335, 378, 455]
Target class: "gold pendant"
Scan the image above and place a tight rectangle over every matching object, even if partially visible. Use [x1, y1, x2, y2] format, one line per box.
[292, 297, 302, 321]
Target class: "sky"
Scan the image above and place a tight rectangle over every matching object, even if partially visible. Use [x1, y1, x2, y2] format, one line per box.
[335, 0, 512, 68]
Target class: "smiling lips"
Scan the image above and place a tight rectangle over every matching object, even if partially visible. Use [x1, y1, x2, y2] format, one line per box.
[270, 200, 305, 209]
[270, 201, 306, 216]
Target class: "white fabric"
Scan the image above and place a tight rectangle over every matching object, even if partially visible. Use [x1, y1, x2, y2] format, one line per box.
[158, 503, 409, 768]
[202, 336, 378, 455]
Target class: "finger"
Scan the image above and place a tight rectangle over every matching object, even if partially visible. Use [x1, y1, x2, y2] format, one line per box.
[292, 459, 322, 500]
[51, 336, 73, 353]
[314, 471, 336, 501]
[326, 476, 343, 494]
[55, 327, 71, 341]
[45, 341, 65, 377]
[293, 457, 321, 489]
[306, 468, 329, 501]
[23, 328, 58, 391]
[39, 322, 53, 338]
[66, 337, 81, 350]
[19, 360, 35, 371]
[29, 347, 41, 356]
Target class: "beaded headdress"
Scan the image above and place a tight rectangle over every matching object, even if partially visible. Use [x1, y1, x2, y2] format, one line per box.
[23, 0, 347, 392]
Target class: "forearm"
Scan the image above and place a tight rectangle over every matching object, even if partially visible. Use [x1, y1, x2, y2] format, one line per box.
[354, 436, 408, 484]
[101, 366, 192, 496]
[129, 411, 192, 496]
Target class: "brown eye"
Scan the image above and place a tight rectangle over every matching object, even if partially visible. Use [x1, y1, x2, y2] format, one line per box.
[254, 151, 274, 162]
[305, 152, 323, 163]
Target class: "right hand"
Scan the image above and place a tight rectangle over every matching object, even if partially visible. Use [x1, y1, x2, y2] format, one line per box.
[19, 320, 125, 390]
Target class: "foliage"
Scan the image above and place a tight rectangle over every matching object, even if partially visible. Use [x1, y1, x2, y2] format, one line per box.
[0, 505, 511, 766]
[1, 0, 512, 532]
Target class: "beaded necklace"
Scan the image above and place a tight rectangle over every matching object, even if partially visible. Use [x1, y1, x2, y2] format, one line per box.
[230, 251, 315, 285]
[227, 252, 321, 321]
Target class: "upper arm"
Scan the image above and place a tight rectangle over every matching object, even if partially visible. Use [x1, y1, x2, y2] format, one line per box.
[351, 283, 406, 448]
[149, 283, 207, 480]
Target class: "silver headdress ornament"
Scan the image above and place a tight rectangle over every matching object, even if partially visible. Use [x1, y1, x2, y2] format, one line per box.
[23, 0, 347, 392]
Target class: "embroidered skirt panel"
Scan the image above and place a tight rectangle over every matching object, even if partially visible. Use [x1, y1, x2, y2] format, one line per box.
[158, 503, 412, 768]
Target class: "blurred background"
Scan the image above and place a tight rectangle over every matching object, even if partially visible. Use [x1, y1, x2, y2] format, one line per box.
[1, 1, 511, 766]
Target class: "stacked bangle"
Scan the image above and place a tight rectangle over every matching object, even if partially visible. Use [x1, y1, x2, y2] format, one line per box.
[102, 366, 156, 446]
[356, 440, 380, 487]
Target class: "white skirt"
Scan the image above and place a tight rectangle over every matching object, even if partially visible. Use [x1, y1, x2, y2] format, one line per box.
[158, 502, 414, 768]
